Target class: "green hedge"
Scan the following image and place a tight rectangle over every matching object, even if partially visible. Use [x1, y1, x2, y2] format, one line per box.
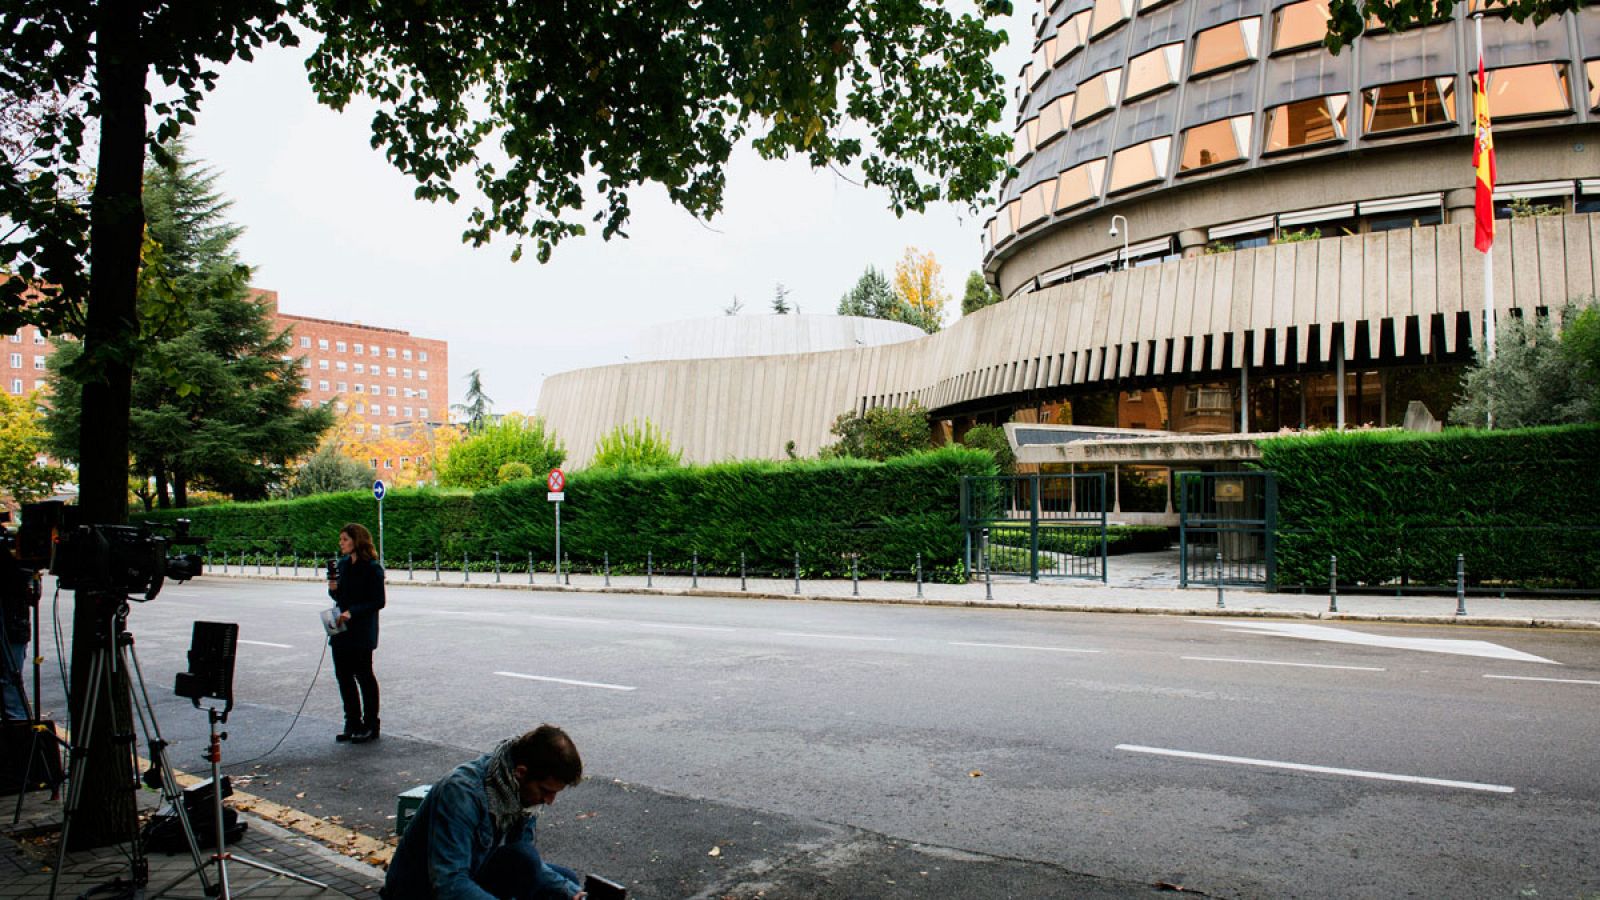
[139, 447, 997, 582]
[1259, 425, 1600, 589]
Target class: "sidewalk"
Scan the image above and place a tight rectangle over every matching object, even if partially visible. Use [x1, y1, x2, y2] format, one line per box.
[211, 550, 1600, 629]
[1, 778, 384, 900]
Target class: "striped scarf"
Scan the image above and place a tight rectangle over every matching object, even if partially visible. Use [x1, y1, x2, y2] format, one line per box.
[482, 740, 528, 839]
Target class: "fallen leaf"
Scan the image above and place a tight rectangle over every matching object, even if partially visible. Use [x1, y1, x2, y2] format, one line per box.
[708, 846, 721, 857]
[968, 770, 982, 778]
[576, 812, 597, 820]
[295, 792, 306, 799]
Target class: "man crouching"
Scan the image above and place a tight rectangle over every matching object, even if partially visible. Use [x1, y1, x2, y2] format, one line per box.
[384, 725, 586, 900]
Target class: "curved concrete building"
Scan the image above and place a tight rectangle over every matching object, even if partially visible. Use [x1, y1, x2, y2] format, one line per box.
[631, 314, 925, 361]
[538, 3, 1600, 473]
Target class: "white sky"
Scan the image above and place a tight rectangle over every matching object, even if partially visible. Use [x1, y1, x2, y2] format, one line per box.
[183, 11, 1032, 415]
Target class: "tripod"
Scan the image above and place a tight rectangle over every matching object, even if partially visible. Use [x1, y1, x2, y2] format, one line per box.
[49, 594, 212, 900]
[7, 577, 68, 823]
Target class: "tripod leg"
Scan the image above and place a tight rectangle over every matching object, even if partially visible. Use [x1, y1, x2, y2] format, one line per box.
[124, 637, 214, 896]
[48, 644, 107, 900]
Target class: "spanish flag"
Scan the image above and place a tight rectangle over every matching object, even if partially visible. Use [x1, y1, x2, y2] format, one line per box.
[1472, 55, 1495, 253]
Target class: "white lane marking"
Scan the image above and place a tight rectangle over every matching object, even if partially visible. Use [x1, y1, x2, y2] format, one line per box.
[767, 631, 895, 642]
[495, 671, 636, 692]
[281, 601, 326, 607]
[238, 640, 292, 649]
[1116, 744, 1514, 794]
[429, 610, 506, 617]
[636, 622, 738, 633]
[951, 641, 1101, 654]
[1485, 674, 1600, 686]
[1217, 622, 1558, 665]
[1182, 656, 1384, 672]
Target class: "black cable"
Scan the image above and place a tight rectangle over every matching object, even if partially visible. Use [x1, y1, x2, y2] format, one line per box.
[223, 637, 329, 771]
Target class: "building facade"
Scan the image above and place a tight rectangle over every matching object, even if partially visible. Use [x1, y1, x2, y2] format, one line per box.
[536, 3, 1599, 470]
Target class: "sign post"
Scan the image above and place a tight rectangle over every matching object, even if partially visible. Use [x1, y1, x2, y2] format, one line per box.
[546, 468, 565, 581]
[373, 479, 387, 564]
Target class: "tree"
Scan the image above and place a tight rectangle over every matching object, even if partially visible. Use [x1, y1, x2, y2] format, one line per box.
[820, 402, 933, 461]
[771, 283, 792, 315]
[0, 390, 68, 506]
[588, 420, 682, 471]
[892, 247, 949, 333]
[959, 423, 1014, 473]
[289, 442, 372, 497]
[437, 415, 565, 490]
[45, 146, 334, 507]
[837, 266, 902, 320]
[1323, 0, 1577, 52]
[723, 296, 743, 316]
[452, 370, 494, 433]
[961, 271, 1000, 316]
[0, 0, 1011, 847]
[1448, 300, 1600, 428]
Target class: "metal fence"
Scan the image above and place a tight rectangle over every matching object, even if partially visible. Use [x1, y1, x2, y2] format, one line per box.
[1178, 471, 1277, 589]
[961, 474, 1107, 582]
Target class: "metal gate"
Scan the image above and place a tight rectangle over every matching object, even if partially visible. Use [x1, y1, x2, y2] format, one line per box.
[1178, 471, 1276, 589]
[961, 474, 1107, 582]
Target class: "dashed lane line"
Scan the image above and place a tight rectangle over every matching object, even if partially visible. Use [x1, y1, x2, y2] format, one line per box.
[495, 671, 636, 691]
[1117, 744, 1515, 793]
[1182, 656, 1385, 672]
[238, 639, 293, 649]
[950, 641, 1101, 654]
[1484, 674, 1600, 686]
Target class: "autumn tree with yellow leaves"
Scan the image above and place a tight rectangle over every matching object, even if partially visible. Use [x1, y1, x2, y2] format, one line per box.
[891, 247, 949, 334]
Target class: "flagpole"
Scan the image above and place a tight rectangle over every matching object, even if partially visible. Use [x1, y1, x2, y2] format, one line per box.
[1475, 13, 1495, 429]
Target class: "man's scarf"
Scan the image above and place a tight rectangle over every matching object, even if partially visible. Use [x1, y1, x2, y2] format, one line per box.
[483, 740, 528, 838]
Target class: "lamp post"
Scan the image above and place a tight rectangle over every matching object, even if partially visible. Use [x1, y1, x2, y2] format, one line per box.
[1109, 214, 1130, 271]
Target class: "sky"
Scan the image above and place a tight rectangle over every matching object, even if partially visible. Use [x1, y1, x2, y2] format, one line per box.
[183, 10, 1032, 415]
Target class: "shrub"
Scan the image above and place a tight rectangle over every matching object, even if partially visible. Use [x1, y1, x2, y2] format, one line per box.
[958, 424, 1015, 473]
[289, 445, 373, 498]
[497, 461, 534, 483]
[438, 415, 565, 489]
[588, 420, 681, 471]
[821, 402, 932, 461]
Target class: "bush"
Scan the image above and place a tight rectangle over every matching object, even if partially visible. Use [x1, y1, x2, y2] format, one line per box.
[1260, 425, 1600, 589]
[438, 415, 565, 489]
[138, 446, 999, 579]
[958, 424, 1014, 473]
[588, 420, 681, 471]
[289, 445, 373, 498]
[497, 462, 534, 483]
[821, 402, 932, 461]
[990, 525, 1169, 556]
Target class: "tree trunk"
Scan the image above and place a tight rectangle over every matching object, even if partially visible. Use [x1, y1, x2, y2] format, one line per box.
[155, 468, 170, 509]
[67, 0, 146, 851]
[173, 470, 188, 508]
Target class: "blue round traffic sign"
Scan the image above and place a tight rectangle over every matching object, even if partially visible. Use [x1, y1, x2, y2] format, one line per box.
[373, 480, 386, 501]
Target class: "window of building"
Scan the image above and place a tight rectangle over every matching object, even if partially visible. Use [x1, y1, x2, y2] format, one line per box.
[33, 356, 44, 370]
[9, 379, 20, 394]
[336, 401, 348, 412]
[419, 388, 429, 400]
[1180, 115, 1252, 172]
[1125, 43, 1183, 101]
[8, 334, 19, 343]
[1186, 384, 1233, 412]
[383, 458, 392, 469]
[337, 381, 348, 392]
[33, 380, 43, 392]
[354, 344, 364, 355]
[354, 424, 365, 435]
[1487, 63, 1572, 118]
[300, 336, 311, 348]
[301, 399, 312, 408]
[387, 347, 397, 358]
[31, 333, 42, 344]
[404, 407, 413, 418]
[402, 368, 412, 379]
[1192, 18, 1260, 78]
[356, 401, 365, 413]
[1363, 77, 1456, 133]
[355, 362, 365, 374]
[300, 377, 310, 389]
[369, 458, 378, 468]
[1090, 0, 1132, 37]
[318, 359, 329, 370]
[336, 341, 347, 353]
[1272, 0, 1332, 54]
[419, 370, 428, 381]
[385, 366, 396, 377]
[369, 344, 379, 355]
[1367, 209, 1443, 231]
[1108, 137, 1173, 193]
[336, 361, 348, 372]
[1017, 181, 1056, 231]
[419, 407, 428, 419]
[387, 386, 397, 397]
[318, 380, 330, 391]
[387, 405, 397, 416]
[371, 383, 380, 395]
[1074, 70, 1122, 124]
[354, 383, 365, 393]
[8, 353, 19, 368]
[1264, 94, 1348, 153]
[1037, 94, 1074, 148]
[419, 351, 428, 362]
[1587, 60, 1600, 110]
[1054, 158, 1108, 211]
[402, 348, 412, 360]
[318, 339, 329, 350]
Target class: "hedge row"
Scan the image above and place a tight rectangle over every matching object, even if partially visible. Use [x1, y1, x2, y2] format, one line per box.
[1259, 425, 1600, 589]
[989, 525, 1171, 557]
[139, 447, 998, 582]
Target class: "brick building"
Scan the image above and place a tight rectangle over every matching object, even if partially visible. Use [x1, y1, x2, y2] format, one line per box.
[0, 322, 52, 399]
[256, 290, 450, 437]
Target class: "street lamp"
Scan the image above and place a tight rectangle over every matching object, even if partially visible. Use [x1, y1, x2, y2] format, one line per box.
[1109, 215, 1130, 271]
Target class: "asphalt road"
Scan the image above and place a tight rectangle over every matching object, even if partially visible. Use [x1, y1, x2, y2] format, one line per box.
[31, 577, 1600, 898]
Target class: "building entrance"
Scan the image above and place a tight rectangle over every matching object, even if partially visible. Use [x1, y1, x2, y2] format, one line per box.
[960, 474, 1108, 582]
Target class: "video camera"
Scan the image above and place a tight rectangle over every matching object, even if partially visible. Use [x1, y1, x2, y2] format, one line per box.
[16, 502, 207, 601]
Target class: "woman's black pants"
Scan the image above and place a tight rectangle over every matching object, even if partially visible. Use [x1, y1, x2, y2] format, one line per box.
[331, 642, 379, 731]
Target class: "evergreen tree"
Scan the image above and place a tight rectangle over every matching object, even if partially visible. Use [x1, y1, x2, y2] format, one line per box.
[772, 283, 792, 314]
[961, 271, 1001, 315]
[837, 267, 902, 320]
[45, 145, 333, 506]
[1448, 300, 1600, 428]
[453, 369, 494, 432]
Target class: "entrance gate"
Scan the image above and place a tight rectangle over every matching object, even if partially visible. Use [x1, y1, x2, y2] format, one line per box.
[1177, 471, 1277, 589]
[960, 474, 1107, 582]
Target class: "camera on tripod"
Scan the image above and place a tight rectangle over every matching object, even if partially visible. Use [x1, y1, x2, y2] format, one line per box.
[15, 501, 208, 601]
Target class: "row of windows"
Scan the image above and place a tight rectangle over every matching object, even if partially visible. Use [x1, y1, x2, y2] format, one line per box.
[300, 377, 430, 400]
[994, 61, 1594, 247]
[310, 358, 429, 380]
[332, 401, 430, 419]
[6, 333, 46, 344]
[8, 379, 45, 395]
[6, 354, 46, 370]
[296, 334, 430, 362]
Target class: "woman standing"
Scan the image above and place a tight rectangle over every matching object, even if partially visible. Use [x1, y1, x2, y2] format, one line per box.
[328, 522, 385, 743]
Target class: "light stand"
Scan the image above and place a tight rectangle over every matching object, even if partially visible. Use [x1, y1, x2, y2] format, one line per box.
[49, 595, 213, 900]
[9, 571, 66, 823]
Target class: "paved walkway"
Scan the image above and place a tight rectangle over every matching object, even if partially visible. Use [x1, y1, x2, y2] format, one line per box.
[211, 549, 1599, 629]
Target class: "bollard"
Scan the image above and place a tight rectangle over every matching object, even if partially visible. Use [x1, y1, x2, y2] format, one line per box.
[984, 553, 993, 602]
[851, 556, 859, 596]
[495, 552, 501, 583]
[274, 554, 280, 576]
[435, 552, 441, 582]
[739, 552, 746, 591]
[916, 552, 924, 599]
[794, 551, 800, 595]
[564, 555, 571, 586]
[1455, 553, 1467, 616]
[409, 552, 415, 581]
[529, 552, 535, 585]
[647, 551, 653, 588]
[604, 551, 611, 587]
[1328, 554, 1338, 613]
[291, 552, 297, 577]
[1216, 551, 1225, 609]
[692, 552, 699, 589]
[464, 551, 470, 583]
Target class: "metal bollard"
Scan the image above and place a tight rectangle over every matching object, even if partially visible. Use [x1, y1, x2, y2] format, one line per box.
[256, 553, 262, 574]
[740, 552, 746, 591]
[647, 551, 653, 588]
[692, 552, 699, 589]
[529, 552, 535, 585]
[564, 555, 571, 585]
[1455, 553, 1467, 616]
[793, 551, 800, 595]
[984, 553, 993, 602]
[274, 554, 280, 576]
[435, 552, 441, 581]
[604, 551, 611, 587]
[851, 556, 859, 596]
[409, 552, 415, 581]
[916, 552, 923, 599]
[495, 552, 501, 583]
[1216, 551, 1225, 609]
[1328, 554, 1338, 613]
[463, 551, 470, 583]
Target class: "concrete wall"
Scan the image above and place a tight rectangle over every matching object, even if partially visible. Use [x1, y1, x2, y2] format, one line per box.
[538, 214, 1600, 466]
[634, 314, 925, 361]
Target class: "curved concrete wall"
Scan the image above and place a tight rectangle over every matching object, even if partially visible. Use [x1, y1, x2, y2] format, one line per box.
[633, 315, 925, 361]
[537, 214, 1600, 466]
